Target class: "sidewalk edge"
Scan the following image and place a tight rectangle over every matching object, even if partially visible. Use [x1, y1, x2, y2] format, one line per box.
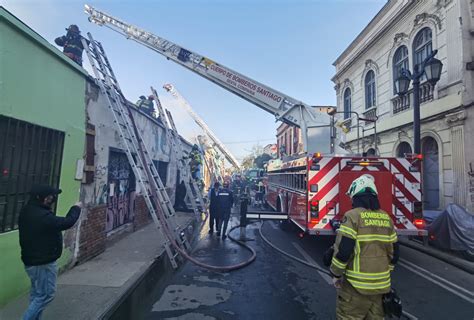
[399, 239, 474, 274]
[97, 215, 200, 319]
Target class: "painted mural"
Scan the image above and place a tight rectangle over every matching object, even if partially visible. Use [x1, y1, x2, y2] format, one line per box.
[106, 150, 136, 232]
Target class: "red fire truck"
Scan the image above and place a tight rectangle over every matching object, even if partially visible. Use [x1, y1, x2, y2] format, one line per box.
[265, 153, 427, 236]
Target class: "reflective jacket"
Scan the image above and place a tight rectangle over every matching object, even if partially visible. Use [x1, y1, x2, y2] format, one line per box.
[330, 207, 398, 295]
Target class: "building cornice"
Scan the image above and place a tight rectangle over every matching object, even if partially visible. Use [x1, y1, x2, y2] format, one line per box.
[332, 1, 419, 83]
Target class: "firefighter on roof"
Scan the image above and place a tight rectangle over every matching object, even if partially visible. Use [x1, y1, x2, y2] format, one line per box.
[330, 174, 399, 320]
[136, 95, 155, 117]
[55, 25, 87, 66]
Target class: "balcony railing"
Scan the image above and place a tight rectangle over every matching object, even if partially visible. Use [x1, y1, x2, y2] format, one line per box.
[392, 82, 434, 115]
[362, 107, 377, 125]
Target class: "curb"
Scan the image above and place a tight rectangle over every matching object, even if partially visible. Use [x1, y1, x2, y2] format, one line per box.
[98, 216, 201, 319]
[399, 238, 474, 274]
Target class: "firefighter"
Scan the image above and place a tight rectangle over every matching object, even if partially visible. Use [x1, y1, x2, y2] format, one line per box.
[207, 182, 221, 235]
[217, 181, 234, 240]
[188, 145, 203, 180]
[330, 174, 399, 320]
[136, 95, 155, 117]
[55, 24, 87, 66]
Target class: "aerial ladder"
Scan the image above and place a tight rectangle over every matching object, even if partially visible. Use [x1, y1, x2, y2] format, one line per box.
[84, 5, 345, 155]
[163, 83, 241, 171]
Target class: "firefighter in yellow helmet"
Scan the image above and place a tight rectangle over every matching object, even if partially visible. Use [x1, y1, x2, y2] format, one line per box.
[330, 174, 399, 320]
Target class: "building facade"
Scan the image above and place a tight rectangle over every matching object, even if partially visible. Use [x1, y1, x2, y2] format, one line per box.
[0, 7, 87, 306]
[276, 123, 303, 158]
[332, 0, 474, 212]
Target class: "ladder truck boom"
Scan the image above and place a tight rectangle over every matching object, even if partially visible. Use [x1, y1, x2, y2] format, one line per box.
[84, 4, 341, 154]
[163, 83, 241, 171]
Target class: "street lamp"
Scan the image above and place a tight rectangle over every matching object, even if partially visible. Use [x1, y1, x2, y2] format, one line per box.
[395, 49, 443, 154]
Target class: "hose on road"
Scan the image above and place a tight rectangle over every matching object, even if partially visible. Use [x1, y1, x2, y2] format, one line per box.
[258, 221, 418, 320]
[258, 221, 332, 276]
[162, 208, 256, 273]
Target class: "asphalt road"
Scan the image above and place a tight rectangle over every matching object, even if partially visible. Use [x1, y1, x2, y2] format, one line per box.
[142, 208, 474, 320]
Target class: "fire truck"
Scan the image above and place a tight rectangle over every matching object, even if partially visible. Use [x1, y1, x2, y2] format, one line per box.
[84, 5, 427, 237]
[265, 153, 426, 236]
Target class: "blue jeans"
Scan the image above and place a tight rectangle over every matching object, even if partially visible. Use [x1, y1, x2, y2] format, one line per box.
[23, 262, 57, 320]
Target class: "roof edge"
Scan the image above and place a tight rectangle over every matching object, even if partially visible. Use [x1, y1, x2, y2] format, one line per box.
[332, 0, 395, 66]
[0, 6, 89, 77]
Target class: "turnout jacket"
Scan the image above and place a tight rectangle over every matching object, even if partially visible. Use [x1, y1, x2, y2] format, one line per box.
[330, 207, 398, 295]
[55, 34, 86, 65]
[19, 200, 81, 266]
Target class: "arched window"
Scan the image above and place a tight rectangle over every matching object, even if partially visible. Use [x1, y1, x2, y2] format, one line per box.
[413, 28, 432, 79]
[343, 88, 351, 119]
[393, 46, 409, 94]
[365, 70, 376, 109]
[396, 142, 412, 157]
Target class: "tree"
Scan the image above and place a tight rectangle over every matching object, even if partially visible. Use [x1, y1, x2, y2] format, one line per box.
[254, 153, 272, 168]
[241, 155, 255, 170]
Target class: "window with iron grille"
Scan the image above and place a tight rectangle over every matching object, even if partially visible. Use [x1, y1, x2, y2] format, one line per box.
[0, 116, 65, 233]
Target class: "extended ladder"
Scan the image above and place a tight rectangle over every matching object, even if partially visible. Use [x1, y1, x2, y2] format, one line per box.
[165, 109, 206, 215]
[149, 87, 204, 217]
[81, 33, 188, 268]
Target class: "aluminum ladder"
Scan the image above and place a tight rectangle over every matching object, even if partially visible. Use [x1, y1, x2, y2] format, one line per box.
[149, 87, 204, 217]
[81, 33, 188, 268]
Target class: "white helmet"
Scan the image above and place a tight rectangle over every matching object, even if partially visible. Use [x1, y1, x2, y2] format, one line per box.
[347, 174, 378, 198]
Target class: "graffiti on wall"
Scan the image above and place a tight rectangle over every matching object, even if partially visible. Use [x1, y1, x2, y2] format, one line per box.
[106, 151, 136, 233]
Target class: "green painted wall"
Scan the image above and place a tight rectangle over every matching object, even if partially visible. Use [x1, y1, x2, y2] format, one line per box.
[0, 8, 86, 307]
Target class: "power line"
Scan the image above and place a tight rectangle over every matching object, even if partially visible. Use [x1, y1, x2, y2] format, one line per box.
[222, 138, 276, 145]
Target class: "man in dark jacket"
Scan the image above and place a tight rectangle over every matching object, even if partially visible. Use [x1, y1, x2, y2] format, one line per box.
[55, 24, 86, 66]
[218, 181, 234, 240]
[207, 182, 220, 235]
[19, 185, 82, 320]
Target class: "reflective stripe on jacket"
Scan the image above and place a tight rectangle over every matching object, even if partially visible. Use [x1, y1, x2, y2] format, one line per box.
[330, 207, 397, 295]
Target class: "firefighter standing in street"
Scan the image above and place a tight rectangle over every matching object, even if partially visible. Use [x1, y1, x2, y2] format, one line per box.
[330, 174, 399, 320]
[207, 182, 221, 235]
[55, 25, 87, 66]
[217, 181, 234, 240]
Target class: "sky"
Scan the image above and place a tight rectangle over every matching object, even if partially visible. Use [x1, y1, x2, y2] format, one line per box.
[2, 0, 386, 162]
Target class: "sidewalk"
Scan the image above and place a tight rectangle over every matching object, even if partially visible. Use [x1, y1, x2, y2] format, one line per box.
[0, 211, 198, 320]
[399, 237, 474, 274]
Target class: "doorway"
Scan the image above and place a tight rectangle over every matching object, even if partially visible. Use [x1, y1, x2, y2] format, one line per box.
[422, 137, 440, 209]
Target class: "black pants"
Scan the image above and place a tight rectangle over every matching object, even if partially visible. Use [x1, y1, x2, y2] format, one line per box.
[219, 210, 231, 236]
[209, 207, 220, 232]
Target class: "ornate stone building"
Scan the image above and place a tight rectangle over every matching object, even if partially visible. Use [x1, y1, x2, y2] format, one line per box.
[332, 0, 474, 211]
